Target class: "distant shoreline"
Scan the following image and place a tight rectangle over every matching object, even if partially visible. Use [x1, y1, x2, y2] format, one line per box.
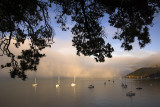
[125, 67, 160, 79]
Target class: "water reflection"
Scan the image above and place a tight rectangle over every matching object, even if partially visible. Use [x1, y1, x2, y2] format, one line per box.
[0, 78, 160, 107]
[56, 86, 60, 96]
[72, 85, 76, 97]
[128, 96, 133, 107]
[32, 85, 37, 93]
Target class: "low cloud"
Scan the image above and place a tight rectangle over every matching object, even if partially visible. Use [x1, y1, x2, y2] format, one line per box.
[0, 38, 160, 79]
[32, 39, 160, 78]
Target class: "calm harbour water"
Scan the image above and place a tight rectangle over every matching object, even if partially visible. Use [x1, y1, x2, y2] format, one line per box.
[0, 78, 160, 107]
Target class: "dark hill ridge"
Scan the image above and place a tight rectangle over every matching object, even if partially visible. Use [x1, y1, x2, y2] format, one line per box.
[126, 67, 160, 79]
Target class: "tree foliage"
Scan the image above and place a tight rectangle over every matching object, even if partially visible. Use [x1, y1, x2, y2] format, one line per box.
[53, 0, 160, 61]
[0, 0, 54, 80]
[0, 0, 160, 80]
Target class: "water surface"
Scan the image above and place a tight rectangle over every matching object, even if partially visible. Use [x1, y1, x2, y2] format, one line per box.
[0, 78, 160, 107]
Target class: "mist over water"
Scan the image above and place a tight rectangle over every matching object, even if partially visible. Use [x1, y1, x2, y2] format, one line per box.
[1, 1, 160, 107]
[1, 41, 160, 107]
[0, 77, 160, 107]
[0, 39, 160, 80]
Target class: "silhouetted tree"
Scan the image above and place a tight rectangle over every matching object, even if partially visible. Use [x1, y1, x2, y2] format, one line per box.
[0, 0, 160, 80]
[1, 41, 46, 80]
[0, 0, 54, 80]
[52, 0, 160, 61]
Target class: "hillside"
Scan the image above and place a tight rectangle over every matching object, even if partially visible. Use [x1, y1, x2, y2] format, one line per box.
[126, 67, 160, 79]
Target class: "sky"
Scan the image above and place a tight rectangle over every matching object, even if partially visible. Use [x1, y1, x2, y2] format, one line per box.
[0, 8, 160, 79]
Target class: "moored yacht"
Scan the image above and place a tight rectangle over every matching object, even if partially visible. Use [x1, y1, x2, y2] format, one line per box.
[126, 91, 135, 96]
[56, 76, 61, 88]
[32, 77, 38, 86]
[71, 76, 76, 87]
[88, 85, 94, 88]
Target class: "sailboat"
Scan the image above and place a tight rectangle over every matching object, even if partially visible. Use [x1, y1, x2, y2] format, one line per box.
[88, 78, 94, 88]
[136, 87, 142, 90]
[122, 77, 127, 88]
[56, 76, 61, 88]
[71, 76, 76, 87]
[126, 81, 135, 96]
[126, 91, 135, 96]
[121, 77, 124, 87]
[88, 84, 94, 88]
[32, 77, 38, 86]
[136, 80, 142, 90]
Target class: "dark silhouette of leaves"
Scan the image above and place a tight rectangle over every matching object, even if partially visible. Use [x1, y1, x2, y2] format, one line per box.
[53, 0, 160, 61]
[0, 0, 160, 80]
[0, 0, 54, 80]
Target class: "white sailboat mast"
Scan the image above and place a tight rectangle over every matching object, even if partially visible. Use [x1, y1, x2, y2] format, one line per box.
[74, 76, 75, 83]
[58, 76, 60, 84]
[35, 77, 37, 84]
